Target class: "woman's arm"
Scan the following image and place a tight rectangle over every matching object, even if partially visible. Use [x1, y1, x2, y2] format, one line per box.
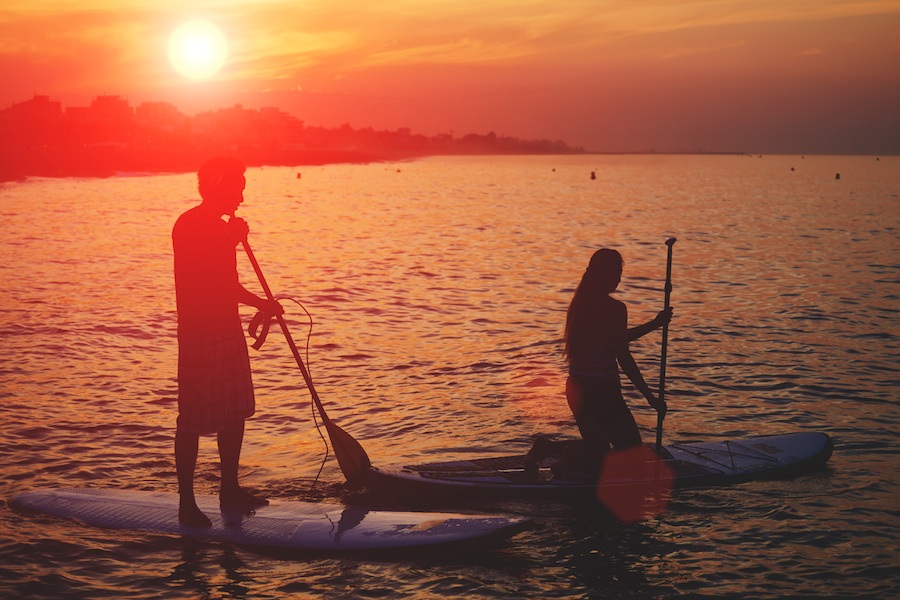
[615, 302, 667, 414]
[618, 349, 665, 414]
[627, 307, 673, 342]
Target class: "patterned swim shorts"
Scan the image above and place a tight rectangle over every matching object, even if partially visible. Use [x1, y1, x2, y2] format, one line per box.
[177, 326, 254, 435]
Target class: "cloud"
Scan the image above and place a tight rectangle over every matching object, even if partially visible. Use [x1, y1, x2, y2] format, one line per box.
[2, 0, 899, 153]
[658, 41, 748, 61]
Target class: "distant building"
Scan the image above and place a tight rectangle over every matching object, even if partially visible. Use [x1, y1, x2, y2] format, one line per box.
[0, 95, 63, 145]
[89, 95, 134, 144]
[91, 95, 132, 118]
[2, 94, 62, 118]
[259, 106, 304, 145]
[135, 101, 186, 132]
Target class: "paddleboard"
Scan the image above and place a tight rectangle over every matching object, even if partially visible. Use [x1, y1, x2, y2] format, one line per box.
[359, 432, 833, 502]
[11, 488, 529, 552]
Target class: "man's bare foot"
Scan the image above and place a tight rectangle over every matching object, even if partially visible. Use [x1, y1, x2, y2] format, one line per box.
[220, 487, 268, 508]
[179, 502, 212, 527]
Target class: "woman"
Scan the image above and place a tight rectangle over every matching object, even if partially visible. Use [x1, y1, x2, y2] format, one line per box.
[526, 248, 670, 472]
[565, 247, 671, 450]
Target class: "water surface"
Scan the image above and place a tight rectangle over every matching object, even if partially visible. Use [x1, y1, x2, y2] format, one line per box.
[1, 154, 898, 598]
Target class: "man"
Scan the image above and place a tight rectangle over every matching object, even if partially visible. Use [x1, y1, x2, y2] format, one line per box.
[172, 155, 283, 527]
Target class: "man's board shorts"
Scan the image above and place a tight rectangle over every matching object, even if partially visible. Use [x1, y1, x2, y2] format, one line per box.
[177, 326, 254, 435]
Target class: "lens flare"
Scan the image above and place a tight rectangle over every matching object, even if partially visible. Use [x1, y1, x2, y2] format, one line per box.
[596, 445, 673, 523]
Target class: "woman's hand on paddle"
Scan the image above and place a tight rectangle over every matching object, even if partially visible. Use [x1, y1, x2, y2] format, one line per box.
[649, 395, 667, 418]
[627, 307, 673, 341]
[653, 307, 673, 330]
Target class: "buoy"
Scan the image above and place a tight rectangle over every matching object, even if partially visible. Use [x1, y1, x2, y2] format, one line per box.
[590, 171, 596, 180]
[835, 173, 841, 180]
[296, 172, 302, 179]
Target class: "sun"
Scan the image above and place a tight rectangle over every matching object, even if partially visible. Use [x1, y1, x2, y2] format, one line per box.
[168, 20, 228, 80]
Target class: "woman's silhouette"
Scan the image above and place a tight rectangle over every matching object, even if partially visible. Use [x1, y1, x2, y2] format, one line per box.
[527, 248, 670, 473]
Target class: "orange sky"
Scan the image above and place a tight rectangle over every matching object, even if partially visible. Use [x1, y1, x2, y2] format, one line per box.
[2, 1, 899, 153]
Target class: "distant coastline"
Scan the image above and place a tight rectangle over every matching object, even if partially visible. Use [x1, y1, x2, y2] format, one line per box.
[0, 144, 418, 182]
[0, 94, 586, 182]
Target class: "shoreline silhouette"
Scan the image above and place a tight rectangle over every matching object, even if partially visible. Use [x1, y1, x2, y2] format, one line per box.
[0, 94, 586, 182]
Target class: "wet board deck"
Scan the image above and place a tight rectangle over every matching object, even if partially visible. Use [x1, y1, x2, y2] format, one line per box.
[360, 432, 833, 501]
[11, 488, 529, 552]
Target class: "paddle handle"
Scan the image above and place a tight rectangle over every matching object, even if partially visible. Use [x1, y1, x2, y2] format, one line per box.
[657, 237, 676, 451]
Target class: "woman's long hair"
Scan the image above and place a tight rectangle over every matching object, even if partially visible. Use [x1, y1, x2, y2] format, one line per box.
[564, 249, 623, 363]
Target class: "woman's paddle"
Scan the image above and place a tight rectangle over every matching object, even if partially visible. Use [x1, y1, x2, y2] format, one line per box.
[239, 235, 372, 484]
[657, 237, 676, 452]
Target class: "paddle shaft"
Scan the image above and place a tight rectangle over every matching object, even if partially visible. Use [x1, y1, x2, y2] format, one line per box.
[657, 238, 676, 451]
[240, 242, 318, 397]
[238, 232, 371, 481]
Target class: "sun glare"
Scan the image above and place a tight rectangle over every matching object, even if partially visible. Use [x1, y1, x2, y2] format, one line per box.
[168, 20, 228, 80]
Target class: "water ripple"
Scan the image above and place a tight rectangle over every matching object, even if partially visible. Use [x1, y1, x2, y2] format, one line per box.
[1, 156, 898, 598]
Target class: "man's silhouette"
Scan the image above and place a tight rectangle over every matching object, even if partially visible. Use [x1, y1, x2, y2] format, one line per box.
[172, 155, 282, 527]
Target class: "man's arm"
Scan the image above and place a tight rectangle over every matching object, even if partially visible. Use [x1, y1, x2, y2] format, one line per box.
[238, 284, 283, 315]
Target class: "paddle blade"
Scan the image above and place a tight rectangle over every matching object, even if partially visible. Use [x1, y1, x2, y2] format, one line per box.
[323, 418, 372, 484]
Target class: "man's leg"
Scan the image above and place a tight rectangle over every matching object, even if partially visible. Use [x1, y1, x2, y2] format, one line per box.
[218, 420, 267, 506]
[175, 428, 212, 527]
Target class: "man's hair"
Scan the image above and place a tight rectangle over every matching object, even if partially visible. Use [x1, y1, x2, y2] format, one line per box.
[197, 155, 246, 200]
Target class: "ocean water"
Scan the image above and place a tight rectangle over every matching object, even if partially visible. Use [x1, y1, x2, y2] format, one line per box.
[0, 154, 897, 599]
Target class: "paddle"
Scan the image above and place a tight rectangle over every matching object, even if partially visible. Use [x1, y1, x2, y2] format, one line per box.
[237, 231, 372, 484]
[656, 237, 676, 452]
